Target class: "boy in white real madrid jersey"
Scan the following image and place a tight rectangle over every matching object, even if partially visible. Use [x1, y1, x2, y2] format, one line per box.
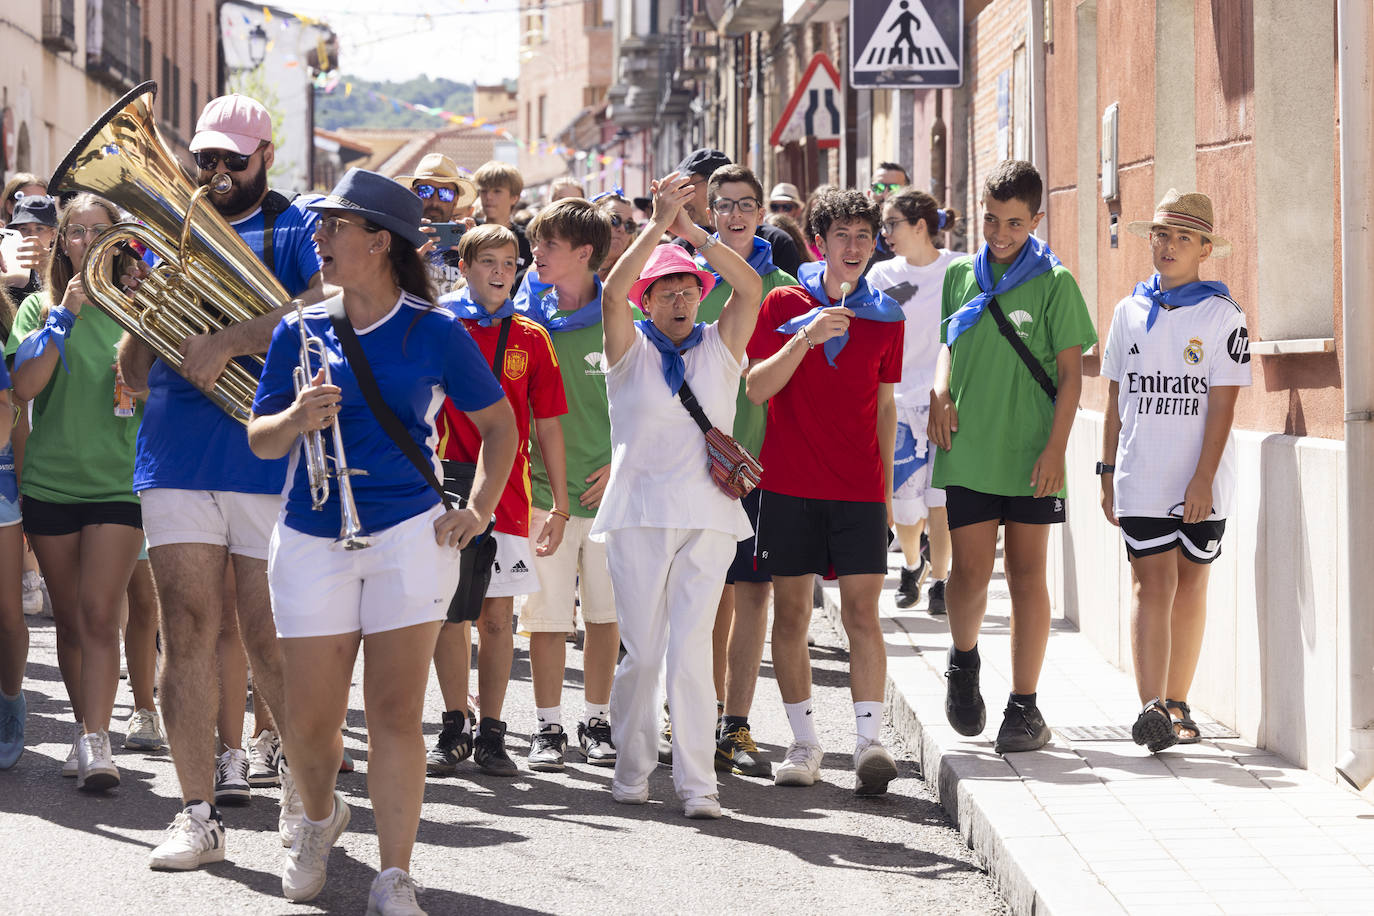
[1098, 189, 1251, 754]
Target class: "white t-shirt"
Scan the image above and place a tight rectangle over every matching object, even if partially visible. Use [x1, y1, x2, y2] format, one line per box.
[866, 249, 961, 405]
[1101, 291, 1253, 519]
[591, 323, 752, 540]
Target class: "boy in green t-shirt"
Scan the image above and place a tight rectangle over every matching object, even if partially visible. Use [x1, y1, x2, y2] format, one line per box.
[928, 160, 1097, 754]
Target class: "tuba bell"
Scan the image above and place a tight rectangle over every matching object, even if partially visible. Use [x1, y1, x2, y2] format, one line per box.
[47, 80, 290, 424]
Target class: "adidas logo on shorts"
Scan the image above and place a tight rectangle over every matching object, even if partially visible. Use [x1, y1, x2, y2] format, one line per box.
[510, 560, 529, 573]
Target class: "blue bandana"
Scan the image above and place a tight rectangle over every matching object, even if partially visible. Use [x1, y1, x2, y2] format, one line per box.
[514, 271, 604, 332]
[775, 261, 904, 367]
[944, 236, 1061, 346]
[1132, 273, 1231, 332]
[637, 318, 705, 395]
[13, 306, 78, 374]
[439, 287, 516, 326]
[695, 235, 776, 282]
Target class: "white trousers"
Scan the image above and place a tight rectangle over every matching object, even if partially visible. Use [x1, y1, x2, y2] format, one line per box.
[606, 526, 735, 801]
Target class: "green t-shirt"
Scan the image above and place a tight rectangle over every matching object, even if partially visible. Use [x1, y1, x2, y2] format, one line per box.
[5, 293, 143, 503]
[530, 319, 610, 518]
[697, 266, 798, 455]
[931, 258, 1096, 498]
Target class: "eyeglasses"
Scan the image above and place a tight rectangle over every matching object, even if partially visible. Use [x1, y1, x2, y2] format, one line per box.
[607, 214, 637, 232]
[63, 223, 112, 243]
[651, 287, 703, 307]
[711, 197, 760, 215]
[769, 202, 798, 213]
[880, 219, 912, 235]
[193, 147, 259, 172]
[872, 182, 904, 195]
[316, 216, 378, 236]
[413, 184, 457, 202]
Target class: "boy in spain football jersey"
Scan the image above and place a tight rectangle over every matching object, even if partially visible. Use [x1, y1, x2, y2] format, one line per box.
[1099, 190, 1251, 753]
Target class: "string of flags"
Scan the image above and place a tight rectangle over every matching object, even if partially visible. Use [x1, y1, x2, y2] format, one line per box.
[226, 5, 626, 170]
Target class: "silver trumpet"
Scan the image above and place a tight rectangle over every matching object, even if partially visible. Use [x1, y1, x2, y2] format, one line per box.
[292, 300, 372, 551]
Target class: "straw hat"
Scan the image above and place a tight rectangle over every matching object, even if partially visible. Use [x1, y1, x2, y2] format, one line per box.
[1126, 188, 1231, 258]
[395, 153, 478, 210]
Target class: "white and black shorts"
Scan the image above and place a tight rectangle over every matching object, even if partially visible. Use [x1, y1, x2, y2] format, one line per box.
[1119, 516, 1227, 564]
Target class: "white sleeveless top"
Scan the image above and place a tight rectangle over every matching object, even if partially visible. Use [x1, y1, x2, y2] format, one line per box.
[590, 324, 752, 540]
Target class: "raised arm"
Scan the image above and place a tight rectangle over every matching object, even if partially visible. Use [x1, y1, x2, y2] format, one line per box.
[671, 210, 762, 360]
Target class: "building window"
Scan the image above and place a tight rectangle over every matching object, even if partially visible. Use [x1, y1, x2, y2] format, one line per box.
[538, 94, 546, 141]
[162, 56, 171, 121]
[173, 64, 182, 129]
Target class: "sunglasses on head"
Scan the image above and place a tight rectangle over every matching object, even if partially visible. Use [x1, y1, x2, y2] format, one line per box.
[193, 148, 259, 172]
[413, 184, 457, 202]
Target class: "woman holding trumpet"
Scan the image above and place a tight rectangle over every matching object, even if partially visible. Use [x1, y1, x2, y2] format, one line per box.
[248, 169, 516, 914]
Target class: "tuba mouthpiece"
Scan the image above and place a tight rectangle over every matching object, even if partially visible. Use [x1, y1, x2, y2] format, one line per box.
[210, 173, 232, 193]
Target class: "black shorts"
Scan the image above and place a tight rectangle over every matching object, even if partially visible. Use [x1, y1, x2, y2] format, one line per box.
[944, 486, 1065, 530]
[755, 490, 888, 578]
[1120, 516, 1227, 564]
[725, 488, 771, 585]
[21, 495, 142, 537]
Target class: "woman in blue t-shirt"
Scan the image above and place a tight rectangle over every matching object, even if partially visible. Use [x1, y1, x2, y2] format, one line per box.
[0, 356, 22, 771]
[248, 169, 515, 913]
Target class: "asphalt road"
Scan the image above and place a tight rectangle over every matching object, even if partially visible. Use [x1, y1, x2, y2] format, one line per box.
[2, 606, 1007, 915]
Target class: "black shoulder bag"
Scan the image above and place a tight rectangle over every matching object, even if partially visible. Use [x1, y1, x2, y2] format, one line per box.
[986, 297, 1057, 402]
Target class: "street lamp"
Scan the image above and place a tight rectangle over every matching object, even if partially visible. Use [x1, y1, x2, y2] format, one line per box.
[248, 24, 267, 68]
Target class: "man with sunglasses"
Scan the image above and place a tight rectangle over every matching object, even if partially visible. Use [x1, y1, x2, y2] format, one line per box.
[865, 162, 910, 273]
[768, 183, 803, 218]
[121, 93, 327, 873]
[398, 153, 478, 296]
[672, 149, 803, 279]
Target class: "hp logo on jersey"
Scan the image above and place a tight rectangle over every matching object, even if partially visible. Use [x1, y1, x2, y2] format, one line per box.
[1227, 327, 1250, 364]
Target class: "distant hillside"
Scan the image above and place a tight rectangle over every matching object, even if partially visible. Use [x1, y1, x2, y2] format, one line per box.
[315, 75, 484, 130]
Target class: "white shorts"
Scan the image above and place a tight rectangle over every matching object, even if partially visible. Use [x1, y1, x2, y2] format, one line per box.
[893, 404, 945, 527]
[140, 488, 279, 559]
[267, 504, 461, 638]
[519, 512, 616, 632]
[486, 531, 540, 599]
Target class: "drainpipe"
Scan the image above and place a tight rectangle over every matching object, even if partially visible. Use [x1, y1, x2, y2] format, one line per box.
[1336, 0, 1374, 792]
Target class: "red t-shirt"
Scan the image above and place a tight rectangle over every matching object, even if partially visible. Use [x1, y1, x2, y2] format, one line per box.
[437, 314, 567, 535]
[746, 284, 904, 502]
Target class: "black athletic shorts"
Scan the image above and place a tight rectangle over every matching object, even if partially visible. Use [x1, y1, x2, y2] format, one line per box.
[725, 488, 771, 585]
[754, 490, 888, 578]
[944, 485, 1065, 530]
[1119, 516, 1227, 564]
[21, 495, 142, 537]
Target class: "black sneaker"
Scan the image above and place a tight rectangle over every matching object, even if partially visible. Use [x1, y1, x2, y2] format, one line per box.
[426, 709, 474, 776]
[528, 723, 568, 772]
[895, 566, 923, 609]
[715, 722, 772, 778]
[927, 579, 947, 616]
[944, 648, 987, 737]
[995, 702, 1052, 754]
[473, 718, 519, 776]
[577, 717, 616, 767]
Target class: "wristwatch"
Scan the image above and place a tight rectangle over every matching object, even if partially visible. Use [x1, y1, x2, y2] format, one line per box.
[697, 232, 718, 251]
[1095, 462, 1115, 475]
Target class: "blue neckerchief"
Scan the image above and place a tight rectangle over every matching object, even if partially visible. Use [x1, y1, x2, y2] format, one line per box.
[695, 235, 776, 283]
[1132, 273, 1231, 332]
[775, 261, 904, 367]
[944, 236, 1061, 345]
[14, 306, 78, 374]
[514, 271, 603, 332]
[439, 287, 516, 326]
[636, 318, 705, 395]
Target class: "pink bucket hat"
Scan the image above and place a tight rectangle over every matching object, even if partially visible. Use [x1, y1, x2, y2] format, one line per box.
[629, 244, 717, 308]
[190, 94, 273, 155]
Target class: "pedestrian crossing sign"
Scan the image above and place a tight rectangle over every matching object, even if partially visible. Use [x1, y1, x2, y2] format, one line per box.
[849, 0, 964, 89]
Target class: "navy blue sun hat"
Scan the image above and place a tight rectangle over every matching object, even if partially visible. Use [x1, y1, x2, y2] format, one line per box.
[9, 195, 58, 228]
[308, 168, 426, 249]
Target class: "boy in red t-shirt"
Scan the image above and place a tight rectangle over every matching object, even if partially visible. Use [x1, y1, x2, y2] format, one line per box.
[744, 188, 904, 796]
[426, 224, 570, 776]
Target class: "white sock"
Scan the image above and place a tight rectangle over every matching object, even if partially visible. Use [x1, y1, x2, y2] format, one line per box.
[377, 866, 407, 881]
[784, 699, 819, 744]
[855, 701, 883, 742]
[536, 706, 562, 731]
[0, 689, 19, 702]
[584, 703, 609, 725]
[302, 801, 334, 828]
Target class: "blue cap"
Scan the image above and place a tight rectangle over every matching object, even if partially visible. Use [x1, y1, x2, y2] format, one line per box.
[307, 168, 426, 249]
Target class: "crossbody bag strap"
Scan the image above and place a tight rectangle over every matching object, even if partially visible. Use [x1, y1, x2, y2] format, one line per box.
[326, 299, 453, 510]
[491, 316, 512, 376]
[986, 297, 1057, 402]
[675, 377, 715, 435]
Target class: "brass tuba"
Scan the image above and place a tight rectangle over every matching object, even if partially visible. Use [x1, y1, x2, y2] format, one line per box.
[48, 80, 290, 424]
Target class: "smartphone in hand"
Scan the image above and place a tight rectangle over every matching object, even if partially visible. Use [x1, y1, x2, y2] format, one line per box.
[430, 222, 466, 251]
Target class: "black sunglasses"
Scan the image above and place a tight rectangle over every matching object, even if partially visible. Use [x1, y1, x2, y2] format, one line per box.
[193, 148, 258, 172]
[770, 202, 797, 213]
[414, 184, 457, 202]
[607, 214, 637, 232]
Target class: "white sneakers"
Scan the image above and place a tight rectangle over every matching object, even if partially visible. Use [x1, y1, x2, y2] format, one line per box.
[248, 729, 281, 787]
[853, 737, 898, 797]
[278, 758, 305, 847]
[367, 868, 427, 915]
[61, 723, 81, 777]
[682, 794, 722, 819]
[124, 708, 166, 750]
[148, 801, 226, 871]
[76, 730, 119, 792]
[610, 781, 649, 805]
[215, 747, 251, 807]
[282, 790, 350, 902]
[773, 740, 824, 787]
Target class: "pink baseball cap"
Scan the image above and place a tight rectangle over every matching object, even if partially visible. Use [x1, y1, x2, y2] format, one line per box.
[189, 94, 273, 155]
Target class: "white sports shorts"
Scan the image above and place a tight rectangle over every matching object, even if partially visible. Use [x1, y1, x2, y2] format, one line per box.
[893, 404, 945, 527]
[141, 488, 279, 560]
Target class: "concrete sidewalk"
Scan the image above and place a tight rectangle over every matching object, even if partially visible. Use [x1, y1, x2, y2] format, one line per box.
[819, 552, 1374, 916]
